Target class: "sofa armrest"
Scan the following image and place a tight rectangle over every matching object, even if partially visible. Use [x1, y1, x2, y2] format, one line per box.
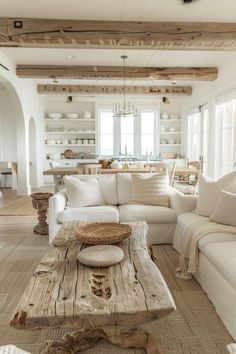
[170, 192, 198, 216]
[48, 189, 67, 243]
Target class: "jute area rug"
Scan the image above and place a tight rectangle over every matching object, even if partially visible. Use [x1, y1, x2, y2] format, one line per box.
[0, 196, 37, 216]
[0, 223, 232, 354]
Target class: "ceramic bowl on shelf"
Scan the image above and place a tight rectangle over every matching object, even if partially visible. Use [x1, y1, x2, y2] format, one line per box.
[160, 125, 165, 132]
[170, 113, 179, 119]
[168, 139, 176, 144]
[48, 113, 62, 119]
[169, 126, 176, 132]
[66, 113, 79, 119]
[83, 110, 92, 119]
[46, 139, 56, 145]
[161, 112, 169, 119]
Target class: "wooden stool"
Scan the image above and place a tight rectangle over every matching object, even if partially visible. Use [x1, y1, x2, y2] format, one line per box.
[31, 192, 53, 235]
[1, 171, 12, 188]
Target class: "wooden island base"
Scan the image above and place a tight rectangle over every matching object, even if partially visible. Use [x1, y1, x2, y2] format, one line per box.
[43, 326, 163, 354]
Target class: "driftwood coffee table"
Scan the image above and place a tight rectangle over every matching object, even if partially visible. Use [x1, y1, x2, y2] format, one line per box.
[10, 221, 175, 354]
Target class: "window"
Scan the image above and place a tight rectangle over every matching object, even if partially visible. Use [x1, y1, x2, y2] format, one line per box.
[98, 107, 157, 157]
[187, 112, 201, 161]
[121, 116, 134, 155]
[202, 108, 209, 174]
[141, 112, 155, 156]
[99, 110, 114, 155]
[187, 107, 209, 174]
[215, 100, 236, 178]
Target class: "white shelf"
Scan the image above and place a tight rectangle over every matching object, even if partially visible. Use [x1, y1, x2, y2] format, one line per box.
[160, 132, 181, 135]
[45, 144, 96, 147]
[45, 131, 96, 134]
[160, 119, 181, 122]
[45, 118, 95, 122]
[160, 144, 182, 146]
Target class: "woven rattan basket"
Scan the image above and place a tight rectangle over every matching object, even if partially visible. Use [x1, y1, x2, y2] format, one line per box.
[76, 222, 132, 245]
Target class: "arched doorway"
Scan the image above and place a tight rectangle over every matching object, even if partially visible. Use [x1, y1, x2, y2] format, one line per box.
[0, 76, 30, 195]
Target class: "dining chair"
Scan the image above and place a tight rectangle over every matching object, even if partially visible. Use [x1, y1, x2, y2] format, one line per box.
[149, 162, 176, 186]
[82, 164, 102, 175]
[49, 161, 63, 193]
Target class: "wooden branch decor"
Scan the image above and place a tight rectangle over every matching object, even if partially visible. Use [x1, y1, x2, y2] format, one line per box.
[1, 18, 236, 50]
[37, 84, 192, 95]
[17, 65, 218, 81]
[43, 326, 164, 354]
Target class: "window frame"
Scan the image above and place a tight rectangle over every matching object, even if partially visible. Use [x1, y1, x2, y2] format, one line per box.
[97, 105, 159, 158]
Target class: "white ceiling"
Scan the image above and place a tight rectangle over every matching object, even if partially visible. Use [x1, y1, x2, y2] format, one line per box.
[1, 0, 236, 87]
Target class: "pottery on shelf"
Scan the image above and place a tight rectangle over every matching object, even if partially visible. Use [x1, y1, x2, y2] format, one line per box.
[84, 111, 92, 119]
[48, 113, 62, 119]
[66, 113, 79, 119]
[161, 112, 169, 119]
[169, 126, 176, 132]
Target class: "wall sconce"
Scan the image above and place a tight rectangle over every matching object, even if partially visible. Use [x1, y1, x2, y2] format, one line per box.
[162, 97, 170, 104]
[66, 96, 73, 103]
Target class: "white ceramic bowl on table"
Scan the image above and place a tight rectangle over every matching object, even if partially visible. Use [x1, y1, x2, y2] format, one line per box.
[48, 113, 62, 119]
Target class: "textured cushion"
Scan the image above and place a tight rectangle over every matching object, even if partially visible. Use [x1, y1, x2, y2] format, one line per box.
[117, 173, 132, 204]
[70, 174, 118, 205]
[130, 172, 169, 207]
[57, 205, 119, 224]
[210, 190, 236, 227]
[195, 171, 236, 217]
[64, 176, 104, 207]
[119, 204, 176, 223]
[199, 241, 236, 289]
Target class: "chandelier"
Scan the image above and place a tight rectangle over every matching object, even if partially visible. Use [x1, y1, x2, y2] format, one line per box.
[113, 55, 137, 118]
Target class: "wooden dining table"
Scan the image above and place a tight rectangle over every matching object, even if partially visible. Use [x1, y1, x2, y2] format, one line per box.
[43, 166, 152, 176]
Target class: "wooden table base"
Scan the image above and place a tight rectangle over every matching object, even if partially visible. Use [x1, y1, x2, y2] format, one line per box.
[43, 326, 164, 354]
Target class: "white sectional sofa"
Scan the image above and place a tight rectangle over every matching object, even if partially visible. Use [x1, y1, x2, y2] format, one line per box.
[48, 173, 179, 244]
[172, 172, 236, 341]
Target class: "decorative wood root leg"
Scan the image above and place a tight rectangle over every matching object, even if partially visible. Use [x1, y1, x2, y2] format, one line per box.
[43, 327, 164, 354]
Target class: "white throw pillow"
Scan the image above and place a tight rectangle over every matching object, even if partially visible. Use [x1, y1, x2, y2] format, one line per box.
[129, 172, 169, 207]
[195, 171, 236, 217]
[64, 175, 104, 208]
[210, 190, 236, 227]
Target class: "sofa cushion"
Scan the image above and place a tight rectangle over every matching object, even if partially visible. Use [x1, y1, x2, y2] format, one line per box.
[117, 173, 132, 204]
[210, 190, 236, 227]
[69, 174, 118, 205]
[57, 205, 119, 224]
[119, 204, 176, 224]
[64, 176, 104, 208]
[195, 171, 236, 217]
[199, 241, 236, 289]
[130, 172, 169, 207]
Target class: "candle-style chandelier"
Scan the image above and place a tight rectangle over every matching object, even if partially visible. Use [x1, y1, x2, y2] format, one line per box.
[113, 55, 137, 118]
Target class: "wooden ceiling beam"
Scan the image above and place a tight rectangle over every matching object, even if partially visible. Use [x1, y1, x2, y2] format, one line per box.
[0, 18, 236, 50]
[17, 65, 218, 81]
[37, 84, 192, 96]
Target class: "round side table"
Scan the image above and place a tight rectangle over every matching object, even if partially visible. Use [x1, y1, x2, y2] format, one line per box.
[31, 192, 53, 235]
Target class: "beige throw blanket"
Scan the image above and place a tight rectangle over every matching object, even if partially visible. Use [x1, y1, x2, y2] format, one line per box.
[176, 219, 236, 280]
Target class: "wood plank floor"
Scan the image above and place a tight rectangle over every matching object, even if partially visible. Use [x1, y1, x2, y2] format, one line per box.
[0, 189, 233, 354]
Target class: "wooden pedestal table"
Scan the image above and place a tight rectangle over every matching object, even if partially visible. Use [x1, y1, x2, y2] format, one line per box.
[10, 221, 176, 353]
[31, 192, 53, 235]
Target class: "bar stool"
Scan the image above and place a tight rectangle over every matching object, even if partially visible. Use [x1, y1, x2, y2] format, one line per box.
[1, 170, 12, 188]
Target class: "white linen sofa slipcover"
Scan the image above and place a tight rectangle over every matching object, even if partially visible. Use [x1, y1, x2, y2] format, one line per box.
[49, 173, 179, 244]
[172, 193, 236, 341]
